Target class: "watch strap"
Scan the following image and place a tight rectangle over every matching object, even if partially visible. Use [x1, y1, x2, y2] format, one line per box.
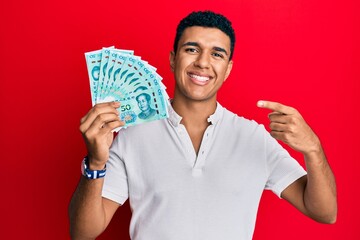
[81, 156, 106, 179]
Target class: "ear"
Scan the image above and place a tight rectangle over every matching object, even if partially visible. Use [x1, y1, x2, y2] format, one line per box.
[224, 60, 233, 82]
[169, 51, 175, 72]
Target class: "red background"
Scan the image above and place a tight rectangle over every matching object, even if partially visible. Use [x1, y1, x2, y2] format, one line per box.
[1, 0, 359, 239]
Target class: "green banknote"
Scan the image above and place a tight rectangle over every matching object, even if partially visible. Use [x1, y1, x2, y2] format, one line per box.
[102, 49, 134, 101]
[110, 55, 145, 98]
[96, 47, 114, 103]
[84, 49, 102, 106]
[116, 86, 168, 127]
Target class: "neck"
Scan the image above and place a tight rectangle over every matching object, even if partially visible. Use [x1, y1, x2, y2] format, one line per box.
[172, 93, 217, 128]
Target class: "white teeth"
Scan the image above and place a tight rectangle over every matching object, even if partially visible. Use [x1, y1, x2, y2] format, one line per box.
[189, 74, 210, 82]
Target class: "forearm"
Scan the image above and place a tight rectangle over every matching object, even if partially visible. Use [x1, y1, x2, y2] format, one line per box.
[303, 146, 337, 223]
[69, 176, 107, 239]
[71, 102, 124, 239]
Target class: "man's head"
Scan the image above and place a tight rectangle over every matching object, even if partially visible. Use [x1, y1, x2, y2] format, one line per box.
[170, 11, 234, 103]
[173, 11, 235, 60]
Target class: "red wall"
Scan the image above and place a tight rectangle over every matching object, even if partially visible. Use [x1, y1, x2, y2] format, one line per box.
[1, 0, 359, 239]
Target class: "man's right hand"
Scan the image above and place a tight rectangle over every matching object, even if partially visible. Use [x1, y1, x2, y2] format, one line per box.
[79, 101, 125, 170]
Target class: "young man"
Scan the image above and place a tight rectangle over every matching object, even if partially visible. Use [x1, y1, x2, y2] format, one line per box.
[69, 11, 337, 240]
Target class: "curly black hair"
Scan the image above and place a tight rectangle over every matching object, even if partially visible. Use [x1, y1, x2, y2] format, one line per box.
[173, 11, 235, 60]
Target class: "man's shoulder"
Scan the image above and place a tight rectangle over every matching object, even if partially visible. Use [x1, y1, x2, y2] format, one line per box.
[219, 106, 270, 137]
[222, 107, 260, 128]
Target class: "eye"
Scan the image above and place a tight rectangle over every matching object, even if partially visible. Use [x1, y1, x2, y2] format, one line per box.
[185, 48, 198, 53]
[212, 52, 224, 59]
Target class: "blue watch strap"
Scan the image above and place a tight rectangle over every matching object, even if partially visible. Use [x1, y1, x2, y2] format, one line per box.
[81, 156, 106, 179]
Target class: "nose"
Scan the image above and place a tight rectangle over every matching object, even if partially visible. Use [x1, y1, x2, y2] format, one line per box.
[194, 52, 210, 69]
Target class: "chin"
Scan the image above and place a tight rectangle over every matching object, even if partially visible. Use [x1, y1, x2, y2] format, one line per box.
[186, 93, 216, 102]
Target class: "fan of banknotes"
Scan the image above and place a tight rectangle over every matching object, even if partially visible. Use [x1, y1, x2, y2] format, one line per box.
[85, 47, 170, 128]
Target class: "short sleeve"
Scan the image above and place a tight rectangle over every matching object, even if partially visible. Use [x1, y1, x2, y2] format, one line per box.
[102, 133, 129, 205]
[263, 126, 307, 198]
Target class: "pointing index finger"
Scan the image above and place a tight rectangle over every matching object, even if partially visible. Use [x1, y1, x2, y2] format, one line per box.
[257, 100, 295, 115]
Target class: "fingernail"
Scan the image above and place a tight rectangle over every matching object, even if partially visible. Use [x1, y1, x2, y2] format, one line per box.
[257, 101, 264, 107]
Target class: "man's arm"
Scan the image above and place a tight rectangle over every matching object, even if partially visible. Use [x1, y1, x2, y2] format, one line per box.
[69, 177, 120, 239]
[69, 102, 125, 239]
[257, 100, 337, 224]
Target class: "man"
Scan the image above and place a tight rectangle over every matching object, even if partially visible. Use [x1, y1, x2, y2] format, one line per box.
[136, 92, 157, 120]
[69, 11, 337, 240]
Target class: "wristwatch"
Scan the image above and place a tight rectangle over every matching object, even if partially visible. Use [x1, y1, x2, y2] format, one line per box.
[81, 156, 106, 179]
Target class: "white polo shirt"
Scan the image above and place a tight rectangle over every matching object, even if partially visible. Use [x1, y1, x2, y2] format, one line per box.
[102, 102, 307, 240]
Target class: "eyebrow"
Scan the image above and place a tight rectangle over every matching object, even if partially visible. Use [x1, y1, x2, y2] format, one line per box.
[181, 42, 229, 56]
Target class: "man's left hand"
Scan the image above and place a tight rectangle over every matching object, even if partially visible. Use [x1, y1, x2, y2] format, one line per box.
[257, 100, 321, 155]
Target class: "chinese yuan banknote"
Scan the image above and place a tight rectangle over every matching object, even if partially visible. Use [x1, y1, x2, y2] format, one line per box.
[85, 47, 169, 128]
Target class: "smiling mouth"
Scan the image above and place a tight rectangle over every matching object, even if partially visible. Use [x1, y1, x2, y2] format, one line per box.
[188, 73, 211, 82]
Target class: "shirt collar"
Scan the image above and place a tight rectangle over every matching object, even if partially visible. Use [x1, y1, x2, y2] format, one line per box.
[168, 103, 183, 127]
[207, 102, 223, 125]
[168, 101, 223, 127]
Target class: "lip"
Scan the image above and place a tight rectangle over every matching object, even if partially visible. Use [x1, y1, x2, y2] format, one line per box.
[187, 71, 213, 85]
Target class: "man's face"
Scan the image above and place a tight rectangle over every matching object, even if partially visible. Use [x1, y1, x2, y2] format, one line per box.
[137, 95, 149, 111]
[170, 26, 233, 102]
